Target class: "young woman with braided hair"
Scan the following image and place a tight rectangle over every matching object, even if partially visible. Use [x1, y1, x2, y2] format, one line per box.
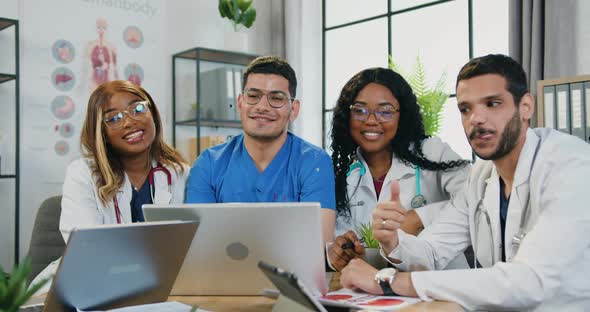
[327, 67, 471, 271]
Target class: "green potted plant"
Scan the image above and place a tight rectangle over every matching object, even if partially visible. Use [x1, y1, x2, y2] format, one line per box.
[218, 0, 257, 31]
[218, 0, 257, 52]
[355, 223, 387, 269]
[0, 257, 49, 312]
[389, 55, 449, 136]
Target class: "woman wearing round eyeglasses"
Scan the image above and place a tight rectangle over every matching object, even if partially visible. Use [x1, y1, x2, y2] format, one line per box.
[327, 68, 471, 271]
[31, 80, 189, 293]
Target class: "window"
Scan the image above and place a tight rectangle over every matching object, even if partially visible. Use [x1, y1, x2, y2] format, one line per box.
[322, 0, 508, 159]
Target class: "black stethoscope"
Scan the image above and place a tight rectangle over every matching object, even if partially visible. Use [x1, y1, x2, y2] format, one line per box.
[113, 164, 172, 224]
[346, 161, 426, 208]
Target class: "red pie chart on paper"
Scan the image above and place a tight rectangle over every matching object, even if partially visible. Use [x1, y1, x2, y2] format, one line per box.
[322, 294, 354, 300]
[359, 298, 404, 306]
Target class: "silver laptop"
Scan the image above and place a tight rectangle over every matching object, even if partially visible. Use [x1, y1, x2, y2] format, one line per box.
[143, 202, 327, 296]
[43, 221, 198, 312]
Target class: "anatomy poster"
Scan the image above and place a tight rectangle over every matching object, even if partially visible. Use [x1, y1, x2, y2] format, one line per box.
[20, 0, 165, 258]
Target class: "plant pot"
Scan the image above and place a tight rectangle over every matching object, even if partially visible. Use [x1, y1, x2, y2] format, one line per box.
[363, 248, 387, 270]
[224, 31, 249, 53]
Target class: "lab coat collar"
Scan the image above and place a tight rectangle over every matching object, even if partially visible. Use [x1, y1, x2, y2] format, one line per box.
[483, 167, 501, 263]
[116, 174, 134, 223]
[388, 155, 416, 181]
[151, 162, 173, 204]
[504, 129, 540, 261]
[512, 128, 540, 188]
[346, 148, 415, 201]
[352, 147, 415, 181]
[346, 148, 376, 197]
[116, 161, 175, 222]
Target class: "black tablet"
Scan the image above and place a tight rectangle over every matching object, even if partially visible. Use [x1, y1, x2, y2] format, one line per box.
[257, 261, 327, 312]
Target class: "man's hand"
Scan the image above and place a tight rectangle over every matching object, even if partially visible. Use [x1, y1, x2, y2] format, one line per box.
[372, 180, 407, 255]
[328, 231, 365, 271]
[340, 258, 381, 295]
[341, 259, 419, 297]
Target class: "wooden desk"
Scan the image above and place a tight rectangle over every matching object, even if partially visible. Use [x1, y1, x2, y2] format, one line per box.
[170, 296, 463, 312]
[169, 272, 463, 312]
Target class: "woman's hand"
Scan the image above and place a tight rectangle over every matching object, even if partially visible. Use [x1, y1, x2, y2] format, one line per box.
[372, 181, 406, 255]
[327, 231, 365, 271]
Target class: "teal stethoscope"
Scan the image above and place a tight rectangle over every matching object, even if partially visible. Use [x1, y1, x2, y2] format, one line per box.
[346, 161, 426, 208]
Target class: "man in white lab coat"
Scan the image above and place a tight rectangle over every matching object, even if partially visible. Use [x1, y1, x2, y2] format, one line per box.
[340, 54, 590, 311]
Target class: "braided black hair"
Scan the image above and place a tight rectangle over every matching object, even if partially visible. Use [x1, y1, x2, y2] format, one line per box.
[330, 67, 470, 220]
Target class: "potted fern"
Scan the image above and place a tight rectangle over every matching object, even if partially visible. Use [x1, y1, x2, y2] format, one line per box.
[389, 55, 449, 136]
[1, 257, 49, 312]
[218, 0, 257, 53]
[355, 223, 387, 269]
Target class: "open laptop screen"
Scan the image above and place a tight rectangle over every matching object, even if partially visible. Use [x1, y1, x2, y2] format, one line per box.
[143, 202, 326, 296]
[44, 221, 197, 311]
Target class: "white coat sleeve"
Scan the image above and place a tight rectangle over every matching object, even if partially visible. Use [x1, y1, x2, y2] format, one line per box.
[413, 138, 470, 227]
[60, 160, 103, 243]
[389, 187, 472, 272]
[406, 141, 590, 311]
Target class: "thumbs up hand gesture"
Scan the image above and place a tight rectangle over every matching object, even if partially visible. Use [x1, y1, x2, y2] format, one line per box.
[372, 180, 407, 255]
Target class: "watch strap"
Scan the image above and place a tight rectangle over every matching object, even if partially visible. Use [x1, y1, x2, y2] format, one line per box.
[379, 279, 396, 296]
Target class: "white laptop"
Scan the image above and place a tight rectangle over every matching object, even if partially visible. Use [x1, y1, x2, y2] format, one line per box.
[142, 202, 327, 296]
[43, 221, 198, 312]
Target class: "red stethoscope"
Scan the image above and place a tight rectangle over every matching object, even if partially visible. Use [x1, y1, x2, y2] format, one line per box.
[113, 164, 172, 224]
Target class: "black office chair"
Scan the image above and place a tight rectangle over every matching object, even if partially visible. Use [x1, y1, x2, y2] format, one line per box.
[27, 195, 65, 282]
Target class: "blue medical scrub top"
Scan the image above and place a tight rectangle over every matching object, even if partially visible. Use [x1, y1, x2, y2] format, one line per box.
[130, 178, 152, 222]
[185, 132, 336, 210]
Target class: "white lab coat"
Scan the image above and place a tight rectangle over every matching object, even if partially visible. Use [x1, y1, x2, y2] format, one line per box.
[335, 137, 471, 269]
[388, 128, 590, 311]
[31, 158, 190, 295]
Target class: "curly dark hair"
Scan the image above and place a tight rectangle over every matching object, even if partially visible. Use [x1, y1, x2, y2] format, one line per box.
[330, 67, 470, 220]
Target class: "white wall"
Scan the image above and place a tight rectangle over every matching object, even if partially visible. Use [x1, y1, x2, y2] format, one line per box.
[0, 1, 18, 19]
[0, 0, 277, 269]
[162, 0, 275, 144]
[286, 0, 323, 147]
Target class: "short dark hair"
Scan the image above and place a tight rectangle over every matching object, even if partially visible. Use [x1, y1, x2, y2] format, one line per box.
[456, 54, 529, 105]
[242, 56, 297, 98]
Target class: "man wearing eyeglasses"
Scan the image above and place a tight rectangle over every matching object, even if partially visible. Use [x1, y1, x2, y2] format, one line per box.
[185, 56, 336, 243]
[340, 54, 590, 311]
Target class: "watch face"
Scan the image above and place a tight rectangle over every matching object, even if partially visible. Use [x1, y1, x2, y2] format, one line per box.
[375, 268, 396, 281]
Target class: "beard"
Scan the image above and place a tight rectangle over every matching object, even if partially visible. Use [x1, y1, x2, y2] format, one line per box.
[470, 109, 522, 161]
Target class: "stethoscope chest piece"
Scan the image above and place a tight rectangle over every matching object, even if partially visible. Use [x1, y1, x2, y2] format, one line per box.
[411, 166, 426, 208]
[511, 230, 526, 252]
[410, 194, 426, 208]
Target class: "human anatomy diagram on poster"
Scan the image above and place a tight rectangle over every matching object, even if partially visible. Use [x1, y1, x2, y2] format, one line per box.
[22, 0, 162, 184]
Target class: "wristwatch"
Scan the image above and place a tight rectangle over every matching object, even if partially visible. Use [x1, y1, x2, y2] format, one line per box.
[375, 268, 397, 296]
